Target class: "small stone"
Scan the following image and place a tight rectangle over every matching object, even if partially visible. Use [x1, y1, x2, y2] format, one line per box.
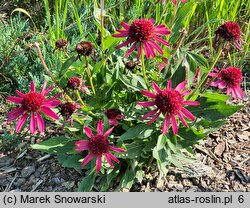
[175, 184, 183, 191]
[214, 142, 225, 157]
[182, 179, 192, 187]
[14, 178, 26, 187]
[0, 156, 14, 168]
[167, 181, 177, 189]
[62, 181, 75, 190]
[21, 166, 35, 178]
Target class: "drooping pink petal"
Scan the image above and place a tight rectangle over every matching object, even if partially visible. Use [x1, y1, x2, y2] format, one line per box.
[218, 81, 226, 89]
[97, 120, 104, 135]
[231, 88, 238, 100]
[43, 100, 61, 108]
[7, 96, 23, 104]
[171, 115, 178, 135]
[116, 39, 133, 49]
[144, 42, 156, 58]
[30, 81, 35, 92]
[41, 107, 59, 120]
[162, 115, 170, 134]
[124, 42, 137, 57]
[108, 153, 120, 163]
[36, 112, 44, 132]
[141, 90, 157, 98]
[177, 112, 188, 128]
[121, 22, 130, 29]
[147, 111, 161, 125]
[81, 153, 95, 166]
[183, 100, 200, 106]
[154, 25, 171, 36]
[103, 127, 114, 138]
[143, 43, 151, 59]
[15, 90, 25, 98]
[167, 80, 172, 89]
[44, 84, 54, 96]
[142, 109, 158, 120]
[16, 112, 29, 133]
[96, 156, 102, 172]
[7, 108, 24, 121]
[105, 153, 114, 168]
[152, 81, 162, 94]
[83, 127, 93, 138]
[137, 101, 156, 107]
[109, 119, 119, 126]
[153, 36, 170, 46]
[45, 93, 62, 101]
[181, 107, 195, 121]
[30, 113, 36, 134]
[75, 140, 90, 151]
[235, 86, 244, 100]
[109, 145, 125, 153]
[40, 81, 47, 95]
[148, 40, 163, 54]
[137, 45, 142, 60]
[112, 31, 129, 38]
[182, 90, 191, 96]
[175, 81, 187, 92]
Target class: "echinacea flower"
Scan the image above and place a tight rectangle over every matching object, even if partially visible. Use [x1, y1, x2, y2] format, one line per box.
[67, 77, 88, 93]
[213, 21, 243, 51]
[137, 80, 199, 134]
[113, 18, 170, 60]
[59, 101, 84, 128]
[76, 41, 94, 58]
[209, 67, 244, 100]
[75, 120, 125, 172]
[104, 108, 125, 126]
[6, 81, 61, 134]
[55, 39, 68, 50]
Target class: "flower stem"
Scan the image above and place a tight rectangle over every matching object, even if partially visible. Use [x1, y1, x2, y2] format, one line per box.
[188, 44, 223, 99]
[85, 57, 96, 95]
[141, 50, 149, 89]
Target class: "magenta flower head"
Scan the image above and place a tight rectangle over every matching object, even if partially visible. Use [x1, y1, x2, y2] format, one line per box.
[59, 101, 83, 128]
[209, 67, 244, 100]
[104, 108, 125, 126]
[67, 77, 88, 93]
[113, 18, 170, 60]
[75, 120, 125, 173]
[213, 21, 243, 51]
[6, 81, 61, 134]
[137, 80, 199, 135]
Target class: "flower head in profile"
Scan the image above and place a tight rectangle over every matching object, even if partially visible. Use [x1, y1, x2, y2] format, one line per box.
[137, 80, 199, 135]
[6, 81, 61, 134]
[113, 18, 170, 60]
[76, 41, 94, 58]
[67, 77, 89, 94]
[75, 120, 125, 172]
[55, 39, 68, 50]
[213, 21, 243, 51]
[209, 67, 244, 100]
[59, 101, 84, 128]
[104, 108, 125, 126]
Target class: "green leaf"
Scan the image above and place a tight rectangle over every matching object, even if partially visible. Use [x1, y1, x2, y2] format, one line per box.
[188, 52, 209, 69]
[56, 155, 84, 169]
[119, 74, 146, 92]
[31, 136, 77, 155]
[60, 56, 77, 76]
[119, 168, 135, 189]
[77, 173, 96, 192]
[122, 141, 145, 159]
[191, 93, 243, 120]
[118, 124, 155, 142]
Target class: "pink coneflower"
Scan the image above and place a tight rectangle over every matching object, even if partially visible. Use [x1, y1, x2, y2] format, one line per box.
[67, 77, 88, 93]
[6, 81, 61, 134]
[213, 21, 243, 51]
[137, 80, 199, 135]
[104, 108, 125, 126]
[59, 101, 83, 128]
[209, 67, 244, 100]
[113, 18, 170, 60]
[75, 120, 125, 172]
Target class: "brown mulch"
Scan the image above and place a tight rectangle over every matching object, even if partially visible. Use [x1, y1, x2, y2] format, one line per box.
[0, 92, 249, 192]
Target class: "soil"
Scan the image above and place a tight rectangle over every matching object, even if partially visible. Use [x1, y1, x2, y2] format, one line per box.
[0, 91, 249, 192]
